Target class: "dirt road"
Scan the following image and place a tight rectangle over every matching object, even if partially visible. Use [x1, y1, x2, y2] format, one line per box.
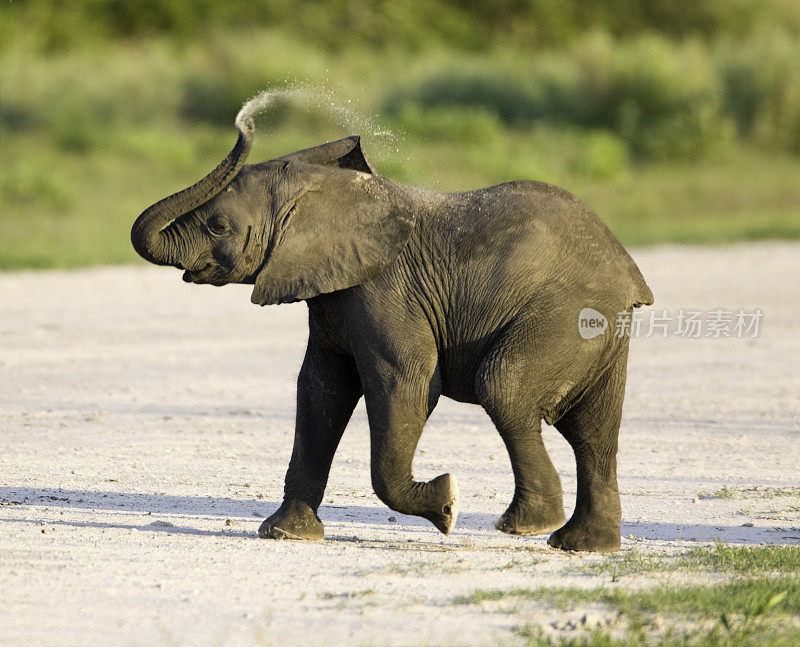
[1, 242, 798, 646]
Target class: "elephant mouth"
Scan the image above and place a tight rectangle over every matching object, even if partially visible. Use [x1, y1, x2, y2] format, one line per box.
[182, 264, 228, 286]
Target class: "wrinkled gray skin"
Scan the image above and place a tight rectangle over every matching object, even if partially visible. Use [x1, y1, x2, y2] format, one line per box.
[132, 118, 653, 551]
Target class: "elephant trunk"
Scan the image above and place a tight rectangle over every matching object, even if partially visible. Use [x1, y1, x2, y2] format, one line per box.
[131, 117, 255, 266]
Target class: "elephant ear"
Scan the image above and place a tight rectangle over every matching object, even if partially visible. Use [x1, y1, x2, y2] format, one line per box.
[274, 136, 376, 174]
[251, 165, 414, 305]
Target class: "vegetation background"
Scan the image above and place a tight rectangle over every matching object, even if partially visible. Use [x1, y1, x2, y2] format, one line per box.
[2, 0, 800, 269]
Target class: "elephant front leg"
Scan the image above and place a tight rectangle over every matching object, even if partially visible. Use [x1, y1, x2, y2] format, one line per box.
[259, 343, 361, 540]
[364, 370, 458, 535]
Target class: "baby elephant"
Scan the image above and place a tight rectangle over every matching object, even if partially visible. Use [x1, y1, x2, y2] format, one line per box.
[132, 111, 653, 552]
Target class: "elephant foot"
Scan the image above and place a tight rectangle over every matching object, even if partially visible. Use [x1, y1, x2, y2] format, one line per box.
[547, 513, 620, 552]
[495, 495, 565, 536]
[258, 500, 324, 540]
[423, 473, 460, 535]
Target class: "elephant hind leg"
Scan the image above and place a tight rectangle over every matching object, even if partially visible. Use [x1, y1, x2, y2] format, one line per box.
[477, 353, 565, 537]
[549, 340, 629, 552]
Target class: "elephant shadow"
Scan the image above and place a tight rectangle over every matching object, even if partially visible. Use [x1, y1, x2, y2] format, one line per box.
[0, 485, 498, 539]
[1, 487, 795, 546]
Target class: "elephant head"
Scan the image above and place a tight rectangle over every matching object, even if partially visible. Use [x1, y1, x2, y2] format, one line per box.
[131, 121, 415, 305]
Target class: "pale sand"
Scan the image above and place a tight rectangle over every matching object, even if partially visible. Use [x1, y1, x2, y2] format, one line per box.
[1, 242, 798, 645]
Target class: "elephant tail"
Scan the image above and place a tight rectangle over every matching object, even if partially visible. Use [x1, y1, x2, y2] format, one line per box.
[627, 262, 654, 308]
[631, 276, 654, 308]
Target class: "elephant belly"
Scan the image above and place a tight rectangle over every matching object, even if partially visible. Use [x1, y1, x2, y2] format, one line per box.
[435, 327, 499, 405]
[439, 363, 482, 404]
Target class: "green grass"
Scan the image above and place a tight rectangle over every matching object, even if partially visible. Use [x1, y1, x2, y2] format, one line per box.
[461, 545, 800, 644]
[697, 486, 739, 499]
[458, 575, 800, 646]
[517, 612, 800, 647]
[698, 486, 800, 500]
[382, 558, 473, 576]
[579, 543, 800, 578]
[684, 544, 800, 575]
[579, 550, 675, 578]
[455, 576, 800, 617]
[612, 577, 799, 618]
[497, 556, 544, 571]
[456, 576, 800, 616]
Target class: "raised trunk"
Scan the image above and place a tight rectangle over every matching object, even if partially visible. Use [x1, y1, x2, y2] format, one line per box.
[130, 117, 255, 266]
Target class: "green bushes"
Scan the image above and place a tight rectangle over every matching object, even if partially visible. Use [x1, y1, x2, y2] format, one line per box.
[387, 33, 743, 161]
[4, 7, 799, 162]
[393, 105, 505, 143]
[718, 28, 800, 153]
[2, 2, 800, 269]
[570, 130, 630, 179]
[4, 0, 798, 54]
[382, 27, 800, 161]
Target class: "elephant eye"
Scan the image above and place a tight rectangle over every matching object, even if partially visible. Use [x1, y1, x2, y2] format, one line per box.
[207, 216, 230, 236]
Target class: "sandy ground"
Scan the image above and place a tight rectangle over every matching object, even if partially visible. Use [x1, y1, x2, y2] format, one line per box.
[1, 242, 799, 646]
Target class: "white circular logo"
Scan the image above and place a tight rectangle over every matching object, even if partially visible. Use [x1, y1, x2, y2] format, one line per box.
[578, 308, 608, 340]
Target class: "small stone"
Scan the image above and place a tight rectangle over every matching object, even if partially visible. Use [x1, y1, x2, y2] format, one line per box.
[225, 518, 238, 526]
[388, 516, 397, 523]
[148, 520, 174, 528]
[741, 522, 754, 527]
[692, 498, 699, 503]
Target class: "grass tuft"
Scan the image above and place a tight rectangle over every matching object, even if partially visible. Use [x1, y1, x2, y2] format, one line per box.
[698, 486, 800, 500]
[580, 543, 800, 578]
[460, 575, 800, 645]
[684, 543, 800, 575]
